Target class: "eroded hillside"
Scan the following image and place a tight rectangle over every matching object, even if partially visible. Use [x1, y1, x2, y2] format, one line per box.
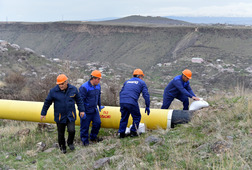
[0, 22, 252, 97]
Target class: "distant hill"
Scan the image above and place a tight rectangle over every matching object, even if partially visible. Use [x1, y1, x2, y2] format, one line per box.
[102, 15, 193, 26]
[93, 16, 252, 26]
[168, 16, 252, 25]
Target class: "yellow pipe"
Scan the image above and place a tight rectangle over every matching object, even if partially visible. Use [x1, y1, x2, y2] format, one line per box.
[0, 99, 175, 129]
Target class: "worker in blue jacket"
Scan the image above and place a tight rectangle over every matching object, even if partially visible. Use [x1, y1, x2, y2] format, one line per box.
[79, 70, 104, 146]
[161, 69, 200, 110]
[41, 74, 84, 154]
[118, 69, 150, 138]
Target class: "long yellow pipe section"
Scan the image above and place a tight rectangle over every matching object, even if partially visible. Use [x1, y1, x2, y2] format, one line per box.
[0, 99, 172, 129]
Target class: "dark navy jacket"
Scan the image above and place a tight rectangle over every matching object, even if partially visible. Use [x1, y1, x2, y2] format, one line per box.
[41, 84, 84, 123]
[163, 75, 195, 98]
[79, 80, 101, 114]
[120, 77, 150, 107]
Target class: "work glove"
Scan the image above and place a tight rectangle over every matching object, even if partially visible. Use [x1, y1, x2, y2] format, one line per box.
[99, 106, 105, 112]
[145, 107, 150, 116]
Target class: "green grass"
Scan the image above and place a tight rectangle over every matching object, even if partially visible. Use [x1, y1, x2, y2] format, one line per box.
[0, 91, 252, 169]
[26, 54, 50, 67]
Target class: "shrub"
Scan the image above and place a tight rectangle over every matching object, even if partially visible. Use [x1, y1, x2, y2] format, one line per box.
[25, 74, 57, 102]
[5, 72, 26, 90]
[101, 78, 121, 106]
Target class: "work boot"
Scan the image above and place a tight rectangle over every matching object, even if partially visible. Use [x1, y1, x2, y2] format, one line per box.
[119, 132, 125, 138]
[81, 137, 89, 146]
[83, 142, 89, 147]
[130, 131, 138, 137]
[90, 137, 103, 142]
[68, 144, 75, 151]
[60, 146, 67, 154]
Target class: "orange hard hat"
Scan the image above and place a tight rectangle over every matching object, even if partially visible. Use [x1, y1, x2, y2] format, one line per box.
[56, 74, 68, 84]
[182, 69, 192, 79]
[91, 70, 102, 78]
[133, 69, 145, 76]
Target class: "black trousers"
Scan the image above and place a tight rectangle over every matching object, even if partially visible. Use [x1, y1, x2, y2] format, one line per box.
[56, 120, 75, 149]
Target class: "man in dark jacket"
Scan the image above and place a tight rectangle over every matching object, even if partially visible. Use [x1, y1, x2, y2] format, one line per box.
[118, 69, 150, 138]
[161, 69, 200, 110]
[41, 74, 84, 154]
[79, 70, 104, 146]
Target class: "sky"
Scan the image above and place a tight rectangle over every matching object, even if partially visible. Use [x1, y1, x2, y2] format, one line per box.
[1, 0, 252, 22]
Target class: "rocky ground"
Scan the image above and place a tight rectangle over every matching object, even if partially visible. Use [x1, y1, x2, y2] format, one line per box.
[0, 39, 251, 108]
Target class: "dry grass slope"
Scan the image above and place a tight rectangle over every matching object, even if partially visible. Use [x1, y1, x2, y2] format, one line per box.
[0, 87, 251, 169]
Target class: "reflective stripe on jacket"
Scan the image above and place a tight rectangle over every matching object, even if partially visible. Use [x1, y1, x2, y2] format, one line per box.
[41, 84, 84, 123]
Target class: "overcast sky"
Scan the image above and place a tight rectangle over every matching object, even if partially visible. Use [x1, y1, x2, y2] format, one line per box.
[1, 0, 252, 22]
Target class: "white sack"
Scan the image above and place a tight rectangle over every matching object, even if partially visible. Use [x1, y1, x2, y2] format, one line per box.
[189, 98, 209, 111]
[125, 123, 146, 134]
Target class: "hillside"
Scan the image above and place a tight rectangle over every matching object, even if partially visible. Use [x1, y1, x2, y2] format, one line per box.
[0, 41, 56, 77]
[0, 18, 252, 97]
[0, 41, 157, 107]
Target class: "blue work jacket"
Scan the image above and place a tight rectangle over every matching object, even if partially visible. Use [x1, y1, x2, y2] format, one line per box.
[79, 80, 101, 114]
[41, 84, 84, 123]
[120, 77, 150, 107]
[163, 75, 195, 98]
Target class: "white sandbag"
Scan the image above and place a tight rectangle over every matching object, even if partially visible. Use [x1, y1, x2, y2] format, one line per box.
[125, 123, 146, 134]
[189, 98, 209, 111]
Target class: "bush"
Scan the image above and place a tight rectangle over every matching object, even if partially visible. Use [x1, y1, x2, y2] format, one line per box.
[5, 72, 26, 90]
[101, 78, 121, 106]
[25, 74, 57, 102]
[0, 73, 57, 101]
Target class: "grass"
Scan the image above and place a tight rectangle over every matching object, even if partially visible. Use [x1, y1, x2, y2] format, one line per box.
[26, 54, 51, 67]
[0, 91, 252, 169]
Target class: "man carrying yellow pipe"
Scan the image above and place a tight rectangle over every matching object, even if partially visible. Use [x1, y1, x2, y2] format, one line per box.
[79, 70, 104, 146]
[118, 69, 150, 138]
[40, 74, 84, 154]
[161, 69, 200, 110]
[0, 99, 196, 132]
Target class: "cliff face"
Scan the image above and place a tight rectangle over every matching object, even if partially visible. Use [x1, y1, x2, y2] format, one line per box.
[0, 22, 252, 93]
[1, 23, 252, 68]
[0, 22, 195, 68]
